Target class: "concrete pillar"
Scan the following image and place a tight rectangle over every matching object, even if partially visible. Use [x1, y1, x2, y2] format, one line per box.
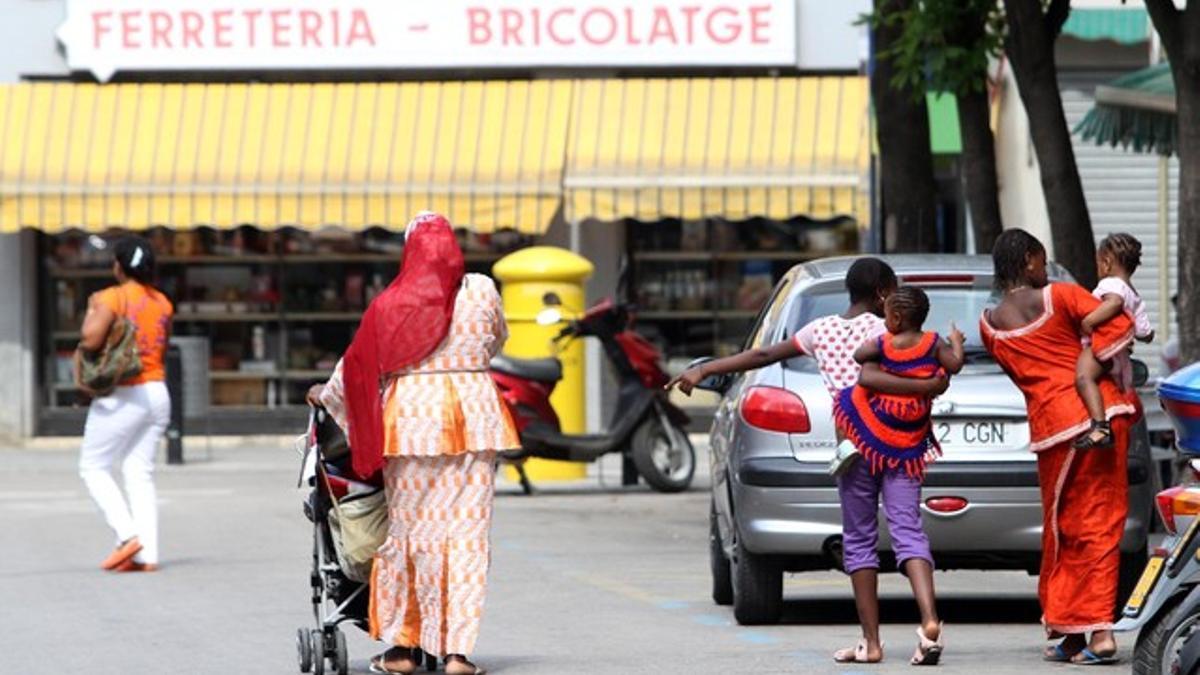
[0, 232, 38, 441]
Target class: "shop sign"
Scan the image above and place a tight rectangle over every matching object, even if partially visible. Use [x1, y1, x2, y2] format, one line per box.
[57, 1, 798, 81]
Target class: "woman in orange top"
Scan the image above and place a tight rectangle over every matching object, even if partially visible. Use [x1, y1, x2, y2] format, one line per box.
[311, 213, 518, 675]
[980, 230, 1139, 665]
[77, 235, 174, 573]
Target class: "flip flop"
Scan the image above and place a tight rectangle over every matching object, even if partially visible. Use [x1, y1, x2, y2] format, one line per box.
[834, 639, 884, 664]
[911, 623, 944, 666]
[1071, 648, 1117, 666]
[1044, 644, 1075, 663]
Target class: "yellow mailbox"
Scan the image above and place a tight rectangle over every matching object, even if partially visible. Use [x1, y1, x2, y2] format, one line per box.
[493, 246, 594, 481]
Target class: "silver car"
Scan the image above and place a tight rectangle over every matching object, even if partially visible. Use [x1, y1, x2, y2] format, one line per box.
[700, 255, 1154, 625]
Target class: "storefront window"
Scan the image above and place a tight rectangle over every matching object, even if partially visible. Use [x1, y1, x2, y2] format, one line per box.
[40, 227, 531, 424]
[627, 216, 859, 362]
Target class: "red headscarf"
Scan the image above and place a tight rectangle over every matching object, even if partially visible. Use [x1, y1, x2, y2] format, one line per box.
[343, 213, 465, 479]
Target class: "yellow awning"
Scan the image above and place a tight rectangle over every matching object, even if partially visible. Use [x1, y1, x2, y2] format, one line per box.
[0, 81, 572, 234]
[564, 77, 871, 224]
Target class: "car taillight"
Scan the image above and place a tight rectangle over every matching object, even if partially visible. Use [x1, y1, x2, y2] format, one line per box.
[740, 386, 811, 434]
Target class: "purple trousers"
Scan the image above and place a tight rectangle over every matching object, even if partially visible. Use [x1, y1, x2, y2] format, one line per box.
[837, 459, 933, 574]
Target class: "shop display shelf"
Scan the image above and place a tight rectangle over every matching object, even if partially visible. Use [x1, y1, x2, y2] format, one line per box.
[210, 370, 282, 381]
[282, 252, 503, 264]
[285, 312, 363, 322]
[45, 266, 112, 279]
[638, 310, 717, 320]
[715, 250, 850, 262]
[160, 254, 278, 264]
[638, 309, 762, 321]
[284, 369, 334, 381]
[174, 312, 280, 322]
[632, 251, 714, 262]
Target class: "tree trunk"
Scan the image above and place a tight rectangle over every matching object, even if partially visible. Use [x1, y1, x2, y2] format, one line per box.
[1145, 0, 1200, 364]
[1174, 19, 1200, 365]
[872, 0, 939, 253]
[957, 86, 1004, 253]
[1002, 0, 1098, 288]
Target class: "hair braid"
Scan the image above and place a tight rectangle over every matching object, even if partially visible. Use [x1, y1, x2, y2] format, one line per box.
[888, 286, 930, 328]
[992, 229, 1046, 291]
[1099, 233, 1142, 275]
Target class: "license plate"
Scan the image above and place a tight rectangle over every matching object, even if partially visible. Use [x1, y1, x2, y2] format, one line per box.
[934, 419, 1021, 449]
[1125, 556, 1166, 613]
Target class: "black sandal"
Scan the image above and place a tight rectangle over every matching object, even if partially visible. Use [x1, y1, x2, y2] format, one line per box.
[445, 655, 486, 675]
[1073, 420, 1114, 450]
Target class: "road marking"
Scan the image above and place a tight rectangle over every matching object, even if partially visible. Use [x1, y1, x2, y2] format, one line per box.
[691, 614, 729, 627]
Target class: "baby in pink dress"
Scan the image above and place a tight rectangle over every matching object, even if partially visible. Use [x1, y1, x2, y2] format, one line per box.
[1073, 233, 1154, 449]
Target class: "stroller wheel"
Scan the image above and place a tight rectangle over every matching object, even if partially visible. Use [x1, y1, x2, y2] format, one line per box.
[332, 629, 349, 675]
[296, 628, 313, 673]
[309, 630, 326, 675]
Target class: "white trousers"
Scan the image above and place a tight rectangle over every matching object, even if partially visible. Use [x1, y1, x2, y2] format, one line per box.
[78, 381, 170, 564]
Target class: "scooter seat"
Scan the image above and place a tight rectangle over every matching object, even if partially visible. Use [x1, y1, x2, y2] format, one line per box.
[490, 355, 563, 383]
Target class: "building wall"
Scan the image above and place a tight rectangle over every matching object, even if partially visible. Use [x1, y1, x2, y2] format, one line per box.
[994, 68, 1054, 253]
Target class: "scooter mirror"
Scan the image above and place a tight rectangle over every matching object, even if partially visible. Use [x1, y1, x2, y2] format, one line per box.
[536, 308, 563, 326]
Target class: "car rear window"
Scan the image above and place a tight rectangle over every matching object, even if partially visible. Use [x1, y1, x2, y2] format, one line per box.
[787, 284, 999, 352]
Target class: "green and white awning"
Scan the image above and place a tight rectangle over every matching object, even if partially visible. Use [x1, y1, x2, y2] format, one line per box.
[1074, 63, 1176, 156]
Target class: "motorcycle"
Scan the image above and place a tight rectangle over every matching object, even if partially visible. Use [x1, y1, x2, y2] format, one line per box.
[489, 293, 696, 495]
[1117, 361, 1200, 674]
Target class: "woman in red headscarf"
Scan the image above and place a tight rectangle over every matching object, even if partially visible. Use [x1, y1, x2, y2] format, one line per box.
[309, 213, 518, 675]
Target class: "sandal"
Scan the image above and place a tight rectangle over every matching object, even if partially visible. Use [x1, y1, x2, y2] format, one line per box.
[1071, 647, 1117, 666]
[1073, 420, 1114, 450]
[833, 639, 884, 664]
[369, 647, 418, 675]
[911, 623, 944, 666]
[445, 655, 486, 675]
[1044, 640, 1084, 663]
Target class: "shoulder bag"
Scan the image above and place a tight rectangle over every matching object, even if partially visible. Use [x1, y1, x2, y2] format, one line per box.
[74, 286, 144, 396]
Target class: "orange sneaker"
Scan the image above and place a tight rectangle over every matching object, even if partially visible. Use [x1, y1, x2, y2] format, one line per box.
[114, 559, 158, 573]
[100, 538, 143, 570]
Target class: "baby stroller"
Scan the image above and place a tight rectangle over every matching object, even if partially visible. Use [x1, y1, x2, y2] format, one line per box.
[295, 406, 438, 674]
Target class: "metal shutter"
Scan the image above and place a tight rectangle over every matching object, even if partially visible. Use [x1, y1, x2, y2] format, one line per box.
[1061, 70, 1179, 375]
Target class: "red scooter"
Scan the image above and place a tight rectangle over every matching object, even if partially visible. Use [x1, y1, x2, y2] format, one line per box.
[489, 295, 696, 494]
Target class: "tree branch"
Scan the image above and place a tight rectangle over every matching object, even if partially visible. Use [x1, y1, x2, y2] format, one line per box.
[1045, 0, 1072, 36]
[1144, 0, 1182, 60]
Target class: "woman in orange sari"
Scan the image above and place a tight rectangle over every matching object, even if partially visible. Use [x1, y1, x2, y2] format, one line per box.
[980, 230, 1140, 664]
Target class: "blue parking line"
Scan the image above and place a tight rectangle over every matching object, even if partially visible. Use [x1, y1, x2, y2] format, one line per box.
[657, 600, 689, 610]
[691, 614, 729, 627]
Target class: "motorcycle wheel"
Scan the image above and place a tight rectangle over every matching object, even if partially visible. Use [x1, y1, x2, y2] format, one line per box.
[1133, 591, 1195, 675]
[631, 416, 695, 493]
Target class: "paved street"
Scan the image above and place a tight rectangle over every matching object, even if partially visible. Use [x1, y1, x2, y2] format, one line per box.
[3, 438, 1133, 674]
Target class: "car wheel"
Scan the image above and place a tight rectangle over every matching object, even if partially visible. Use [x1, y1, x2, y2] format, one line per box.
[710, 502, 733, 606]
[1119, 547, 1150, 618]
[731, 528, 783, 625]
[631, 417, 695, 493]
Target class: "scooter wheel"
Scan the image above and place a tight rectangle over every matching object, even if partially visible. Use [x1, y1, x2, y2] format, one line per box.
[631, 417, 695, 493]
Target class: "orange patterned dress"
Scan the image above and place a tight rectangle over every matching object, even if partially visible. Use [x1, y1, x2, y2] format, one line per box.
[321, 273, 519, 657]
[980, 283, 1139, 636]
